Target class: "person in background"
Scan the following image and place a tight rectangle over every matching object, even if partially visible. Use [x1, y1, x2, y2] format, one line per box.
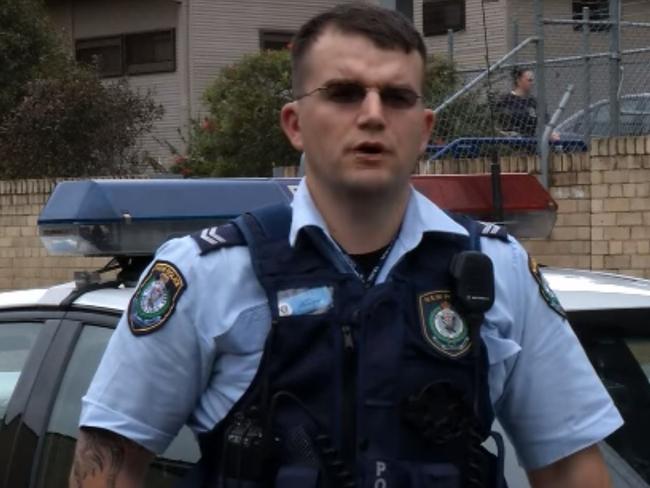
[496, 67, 560, 142]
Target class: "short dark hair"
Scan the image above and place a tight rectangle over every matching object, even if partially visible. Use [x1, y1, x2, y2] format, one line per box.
[290, 3, 427, 93]
[512, 67, 532, 85]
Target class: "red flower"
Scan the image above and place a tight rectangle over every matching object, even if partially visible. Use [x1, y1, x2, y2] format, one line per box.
[200, 118, 217, 132]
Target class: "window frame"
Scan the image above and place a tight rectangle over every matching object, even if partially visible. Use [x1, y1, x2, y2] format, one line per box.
[75, 35, 123, 77]
[422, 0, 466, 38]
[75, 29, 176, 78]
[572, 0, 611, 32]
[125, 29, 177, 75]
[259, 30, 294, 51]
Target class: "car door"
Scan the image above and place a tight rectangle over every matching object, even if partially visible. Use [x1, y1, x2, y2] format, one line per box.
[1, 309, 200, 488]
[0, 310, 66, 488]
[491, 306, 650, 488]
[571, 308, 650, 486]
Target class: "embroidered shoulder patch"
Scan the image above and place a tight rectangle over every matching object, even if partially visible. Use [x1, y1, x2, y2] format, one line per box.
[528, 256, 567, 319]
[128, 260, 186, 335]
[418, 291, 470, 358]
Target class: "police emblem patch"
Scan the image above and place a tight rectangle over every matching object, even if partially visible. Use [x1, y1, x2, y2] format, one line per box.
[418, 291, 470, 358]
[128, 261, 186, 335]
[529, 256, 567, 319]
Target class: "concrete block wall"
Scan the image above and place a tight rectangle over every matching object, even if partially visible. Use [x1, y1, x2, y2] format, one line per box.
[0, 179, 109, 291]
[521, 152, 593, 271]
[424, 136, 650, 277]
[586, 136, 650, 278]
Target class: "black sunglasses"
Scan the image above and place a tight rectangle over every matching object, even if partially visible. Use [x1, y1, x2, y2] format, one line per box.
[296, 81, 422, 109]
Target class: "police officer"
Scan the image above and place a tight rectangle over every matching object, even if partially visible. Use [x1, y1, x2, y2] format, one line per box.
[70, 4, 622, 488]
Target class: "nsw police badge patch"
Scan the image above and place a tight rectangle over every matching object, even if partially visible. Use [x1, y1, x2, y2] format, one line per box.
[128, 261, 186, 335]
[418, 291, 470, 358]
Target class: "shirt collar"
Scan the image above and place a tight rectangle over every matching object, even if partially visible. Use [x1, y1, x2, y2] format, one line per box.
[289, 178, 469, 250]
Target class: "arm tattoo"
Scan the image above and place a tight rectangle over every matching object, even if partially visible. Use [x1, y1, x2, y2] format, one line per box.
[72, 428, 128, 488]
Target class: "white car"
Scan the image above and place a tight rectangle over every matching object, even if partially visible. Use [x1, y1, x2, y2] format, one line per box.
[0, 179, 648, 487]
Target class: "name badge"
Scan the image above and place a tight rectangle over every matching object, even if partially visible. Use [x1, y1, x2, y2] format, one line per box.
[277, 286, 334, 317]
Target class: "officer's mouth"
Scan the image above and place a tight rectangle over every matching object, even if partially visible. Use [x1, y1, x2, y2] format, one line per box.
[351, 141, 388, 160]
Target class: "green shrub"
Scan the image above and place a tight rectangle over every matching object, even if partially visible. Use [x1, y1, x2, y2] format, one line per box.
[0, 72, 163, 178]
[179, 50, 298, 177]
[0, 0, 70, 119]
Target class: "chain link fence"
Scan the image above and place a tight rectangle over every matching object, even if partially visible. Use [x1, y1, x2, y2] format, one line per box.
[426, 0, 650, 174]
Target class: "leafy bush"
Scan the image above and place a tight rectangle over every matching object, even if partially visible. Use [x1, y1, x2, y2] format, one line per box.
[0, 72, 163, 178]
[0, 0, 70, 118]
[179, 50, 297, 177]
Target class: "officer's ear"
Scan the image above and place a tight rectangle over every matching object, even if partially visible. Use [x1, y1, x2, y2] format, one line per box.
[280, 101, 304, 151]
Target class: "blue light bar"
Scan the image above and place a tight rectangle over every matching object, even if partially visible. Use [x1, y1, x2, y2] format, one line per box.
[38, 179, 298, 256]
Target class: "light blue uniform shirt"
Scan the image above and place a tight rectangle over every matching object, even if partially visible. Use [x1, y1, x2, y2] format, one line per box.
[80, 179, 622, 470]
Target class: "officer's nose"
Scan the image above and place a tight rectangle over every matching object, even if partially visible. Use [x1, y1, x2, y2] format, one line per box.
[357, 89, 386, 131]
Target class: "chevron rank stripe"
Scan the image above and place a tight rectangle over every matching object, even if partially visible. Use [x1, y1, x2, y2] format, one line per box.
[191, 222, 245, 255]
[479, 222, 509, 242]
[482, 224, 499, 235]
[200, 227, 226, 245]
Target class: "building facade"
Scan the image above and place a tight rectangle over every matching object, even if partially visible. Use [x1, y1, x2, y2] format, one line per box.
[45, 0, 650, 163]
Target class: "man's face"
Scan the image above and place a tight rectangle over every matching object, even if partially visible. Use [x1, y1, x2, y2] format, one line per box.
[281, 29, 434, 200]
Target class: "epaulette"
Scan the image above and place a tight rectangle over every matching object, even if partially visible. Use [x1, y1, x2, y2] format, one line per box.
[190, 222, 246, 255]
[478, 222, 509, 242]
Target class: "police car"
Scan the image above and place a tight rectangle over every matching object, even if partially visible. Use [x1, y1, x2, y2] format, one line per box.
[0, 179, 648, 487]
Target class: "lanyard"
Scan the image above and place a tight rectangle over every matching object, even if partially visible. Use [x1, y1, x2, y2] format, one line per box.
[339, 238, 396, 288]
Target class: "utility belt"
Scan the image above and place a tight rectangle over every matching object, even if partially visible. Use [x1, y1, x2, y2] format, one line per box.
[210, 381, 506, 488]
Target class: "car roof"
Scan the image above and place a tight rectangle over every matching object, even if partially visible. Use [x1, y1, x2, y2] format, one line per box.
[2, 267, 650, 314]
[557, 92, 650, 133]
[0, 282, 132, 313]
[543, 267, 650, 311]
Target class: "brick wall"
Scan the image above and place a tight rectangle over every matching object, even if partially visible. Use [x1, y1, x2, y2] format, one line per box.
[422, 136, 650, 277]
[0, 179, 109, 291]
[2, 136, 650, 291]
[586, 137, 650, 277]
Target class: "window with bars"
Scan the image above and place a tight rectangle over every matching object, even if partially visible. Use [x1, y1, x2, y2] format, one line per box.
[76, 29, 176, 77]
[422, 0, 465, 37]
[572, 1, 610, 32]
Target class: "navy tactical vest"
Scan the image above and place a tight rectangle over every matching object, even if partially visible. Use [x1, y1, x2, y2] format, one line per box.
[185, 204, 507, 488]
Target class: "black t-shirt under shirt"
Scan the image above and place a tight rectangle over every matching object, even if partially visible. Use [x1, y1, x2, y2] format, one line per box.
[348, 244, 391, 283]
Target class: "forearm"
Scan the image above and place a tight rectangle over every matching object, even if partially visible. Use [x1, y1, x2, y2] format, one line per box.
[69, 427, 154, 488]
[527, 444, 611, 488]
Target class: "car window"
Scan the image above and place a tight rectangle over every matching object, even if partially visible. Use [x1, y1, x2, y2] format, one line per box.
[591, 104, 611, 136]
[620, 98, 644, 136]
[33, 324, 200, 488]
[627, 338, 650, 383]
[0, 323, 42, 421]
[638, 98, 650, 134]
[581, 334, 650, 483]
